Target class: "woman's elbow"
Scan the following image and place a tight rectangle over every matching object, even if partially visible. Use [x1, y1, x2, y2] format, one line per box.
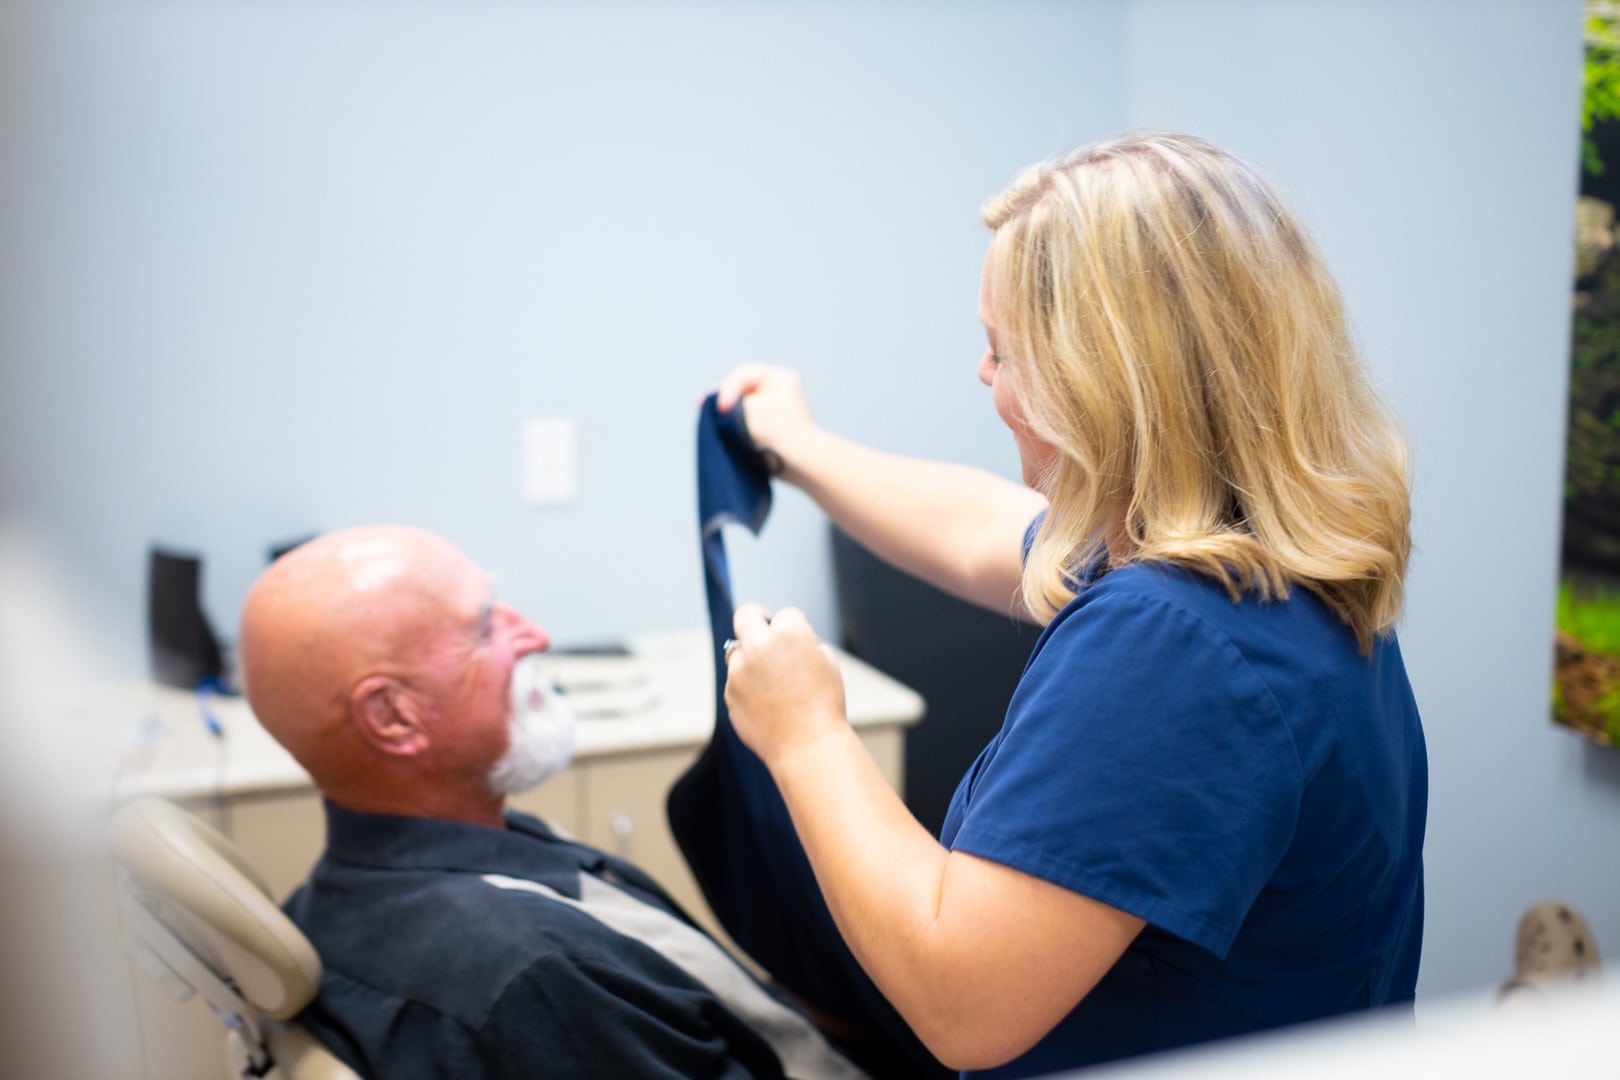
[914, 1011, 1042, 1073]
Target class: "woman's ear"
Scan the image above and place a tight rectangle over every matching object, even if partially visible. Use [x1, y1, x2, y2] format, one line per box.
[349, 674, 431, 757]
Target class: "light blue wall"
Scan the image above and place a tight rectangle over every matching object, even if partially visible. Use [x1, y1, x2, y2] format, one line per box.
[3, 0, 1608, 1000]
[0, 0, 1125, 648]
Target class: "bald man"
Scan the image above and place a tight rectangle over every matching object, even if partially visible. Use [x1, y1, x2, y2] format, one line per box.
[240, 526, 864, 1080]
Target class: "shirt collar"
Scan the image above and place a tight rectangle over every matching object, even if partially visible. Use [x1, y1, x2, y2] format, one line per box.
[319, 799, 607, 883]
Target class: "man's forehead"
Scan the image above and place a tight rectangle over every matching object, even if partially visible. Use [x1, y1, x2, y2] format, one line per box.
[335, 537, 413, 594]
[323, 531, 488, 604]
[449, 563, 497, 623]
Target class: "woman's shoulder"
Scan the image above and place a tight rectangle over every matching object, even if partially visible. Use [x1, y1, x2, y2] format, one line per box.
[1029, 563, 1269, 685]
[1037, 560, 1382, 681]
[1032, 561, 1416, 758]
[1043, 560, 1251, 636]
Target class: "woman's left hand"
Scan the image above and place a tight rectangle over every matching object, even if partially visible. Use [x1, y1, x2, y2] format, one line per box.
[725, 604, 848, 770]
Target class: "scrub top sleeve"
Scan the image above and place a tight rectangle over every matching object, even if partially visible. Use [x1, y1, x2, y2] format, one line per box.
[949, 590, 1304, 959]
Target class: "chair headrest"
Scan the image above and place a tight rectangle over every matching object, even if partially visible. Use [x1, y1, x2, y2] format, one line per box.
[110, 797, 320, 1021]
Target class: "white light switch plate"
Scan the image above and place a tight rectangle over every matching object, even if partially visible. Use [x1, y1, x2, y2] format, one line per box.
[523, 417, 577, 505]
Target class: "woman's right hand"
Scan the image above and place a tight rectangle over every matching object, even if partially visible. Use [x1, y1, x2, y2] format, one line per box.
[715, 364, 818, 476]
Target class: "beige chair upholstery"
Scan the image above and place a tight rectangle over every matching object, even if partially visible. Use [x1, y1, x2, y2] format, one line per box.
[111, 797, 361, 1080]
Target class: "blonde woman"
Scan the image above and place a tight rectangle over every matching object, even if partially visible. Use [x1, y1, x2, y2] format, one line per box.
[716, 132, 1426, 1077]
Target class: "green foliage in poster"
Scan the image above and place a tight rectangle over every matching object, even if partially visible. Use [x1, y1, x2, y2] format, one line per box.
[1557, 581, 1620, 653]
[1585, 7, 1620, 175]
[1554, 584, 1620, 743]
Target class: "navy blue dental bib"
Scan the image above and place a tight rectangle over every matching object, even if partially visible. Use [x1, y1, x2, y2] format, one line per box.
[666, 395, 945, 1077]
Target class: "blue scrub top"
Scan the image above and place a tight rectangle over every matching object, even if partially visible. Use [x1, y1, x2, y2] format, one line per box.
[940, 540, 1427, 1077]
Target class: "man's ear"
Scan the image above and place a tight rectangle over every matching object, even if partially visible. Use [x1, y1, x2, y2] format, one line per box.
[349, 675, 431, 757]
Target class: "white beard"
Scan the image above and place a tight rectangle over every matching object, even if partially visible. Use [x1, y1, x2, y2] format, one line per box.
[487, 653, 577, 797]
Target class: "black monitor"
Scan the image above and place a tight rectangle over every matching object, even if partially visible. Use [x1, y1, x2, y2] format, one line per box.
[831, 527, 1037, 836]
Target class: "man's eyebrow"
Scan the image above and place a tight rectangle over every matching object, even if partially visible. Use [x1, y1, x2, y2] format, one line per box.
[474, 593, 497, 636]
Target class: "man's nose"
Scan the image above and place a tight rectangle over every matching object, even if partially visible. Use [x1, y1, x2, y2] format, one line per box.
[497, 603, 550, 654]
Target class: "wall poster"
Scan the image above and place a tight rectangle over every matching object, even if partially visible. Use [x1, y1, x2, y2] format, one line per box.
[1557, 3, 1620, 746]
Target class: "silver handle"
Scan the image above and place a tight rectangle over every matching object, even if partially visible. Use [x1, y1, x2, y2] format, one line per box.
[610, 812, 633, 857]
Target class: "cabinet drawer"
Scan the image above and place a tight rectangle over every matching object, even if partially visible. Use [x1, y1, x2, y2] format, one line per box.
[580, 749, 706, 915]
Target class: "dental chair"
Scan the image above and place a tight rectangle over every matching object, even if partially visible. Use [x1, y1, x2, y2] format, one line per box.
[110, 797, 359, 1080]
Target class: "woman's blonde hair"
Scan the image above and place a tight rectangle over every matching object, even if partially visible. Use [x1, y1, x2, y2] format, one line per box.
[982, 132, 1410, 651]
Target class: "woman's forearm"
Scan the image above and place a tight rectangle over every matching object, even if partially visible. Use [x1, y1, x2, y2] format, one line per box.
[776, 427, 1045, 619]
[764, 724, 965, 1057]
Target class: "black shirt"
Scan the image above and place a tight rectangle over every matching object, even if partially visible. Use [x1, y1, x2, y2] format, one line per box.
[284, 802, 858, 1079]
